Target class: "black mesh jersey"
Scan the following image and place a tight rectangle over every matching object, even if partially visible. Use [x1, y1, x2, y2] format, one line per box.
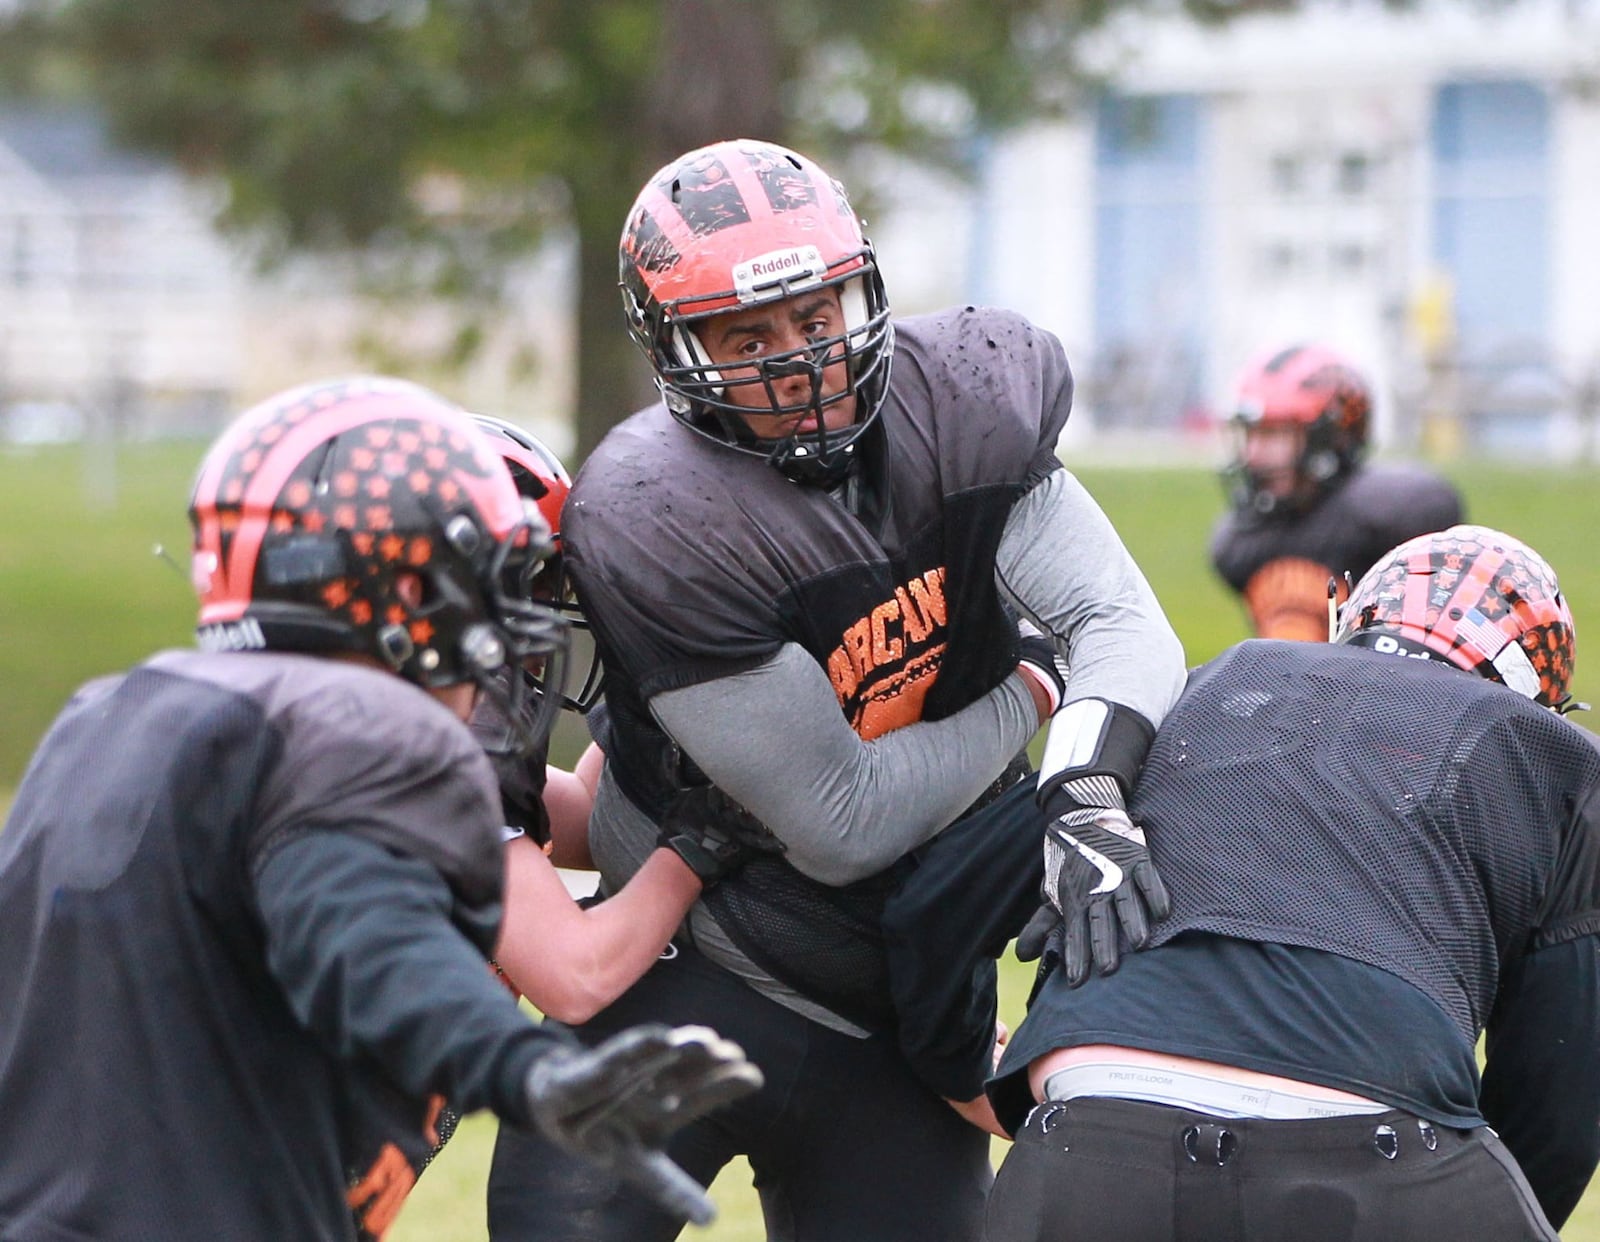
[993, 641, 1600, 1133]
[0, 650, 513, 1242]
[1137, 641, 1600, 1040]
[566, 306, 1071, 822]
[1210, 462, 1463, 594]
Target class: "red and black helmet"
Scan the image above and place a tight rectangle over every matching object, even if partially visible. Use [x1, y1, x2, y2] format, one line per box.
[1225, 343, 1372, 515]
[470, 413, 570, 544]
[1334, 524, 1576, 710]
[470, 413, 602, 714]
[188, 376, 568, 718]
[619, 138, 894, 485]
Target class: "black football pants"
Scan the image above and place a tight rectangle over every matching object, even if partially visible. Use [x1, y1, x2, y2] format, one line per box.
[984, 1096, 1561, 1242]
[486, 942, 991, 1241]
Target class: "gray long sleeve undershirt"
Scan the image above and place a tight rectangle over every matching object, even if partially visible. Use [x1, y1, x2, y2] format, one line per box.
[648, 467, 1186, 887]
[996, 468, 1186, 727]
[652, 648, 1038, 886]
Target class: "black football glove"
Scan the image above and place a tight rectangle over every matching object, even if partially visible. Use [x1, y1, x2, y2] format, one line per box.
[1042, 805, 1170, 987]
[657, 784, 785, 888]
[524, 1024, 764, 1226]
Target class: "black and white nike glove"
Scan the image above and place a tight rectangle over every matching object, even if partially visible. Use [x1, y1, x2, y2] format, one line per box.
[524, 1024, 764, 1226]
[1042, 805, 1170, 987]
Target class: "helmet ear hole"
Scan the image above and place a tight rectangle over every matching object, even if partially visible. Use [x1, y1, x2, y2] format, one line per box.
[394, 571, 425, 610]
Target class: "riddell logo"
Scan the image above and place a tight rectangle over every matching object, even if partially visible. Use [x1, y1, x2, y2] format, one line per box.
[198, 618, 267, 652]
[748, 252, 806, 277]
[733, 246, 825, 299]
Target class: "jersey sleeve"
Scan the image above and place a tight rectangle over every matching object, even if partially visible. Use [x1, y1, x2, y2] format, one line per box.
[256, 831, 564, 1126]
[1349, 464, 1466, 574]
[1529, 749, 1600, 950]
[888, 307, 1075, 489]
[1480, 935, 1600, 1228]
[1479, 731, 1600, 1227]
[247, 670, 508, 953]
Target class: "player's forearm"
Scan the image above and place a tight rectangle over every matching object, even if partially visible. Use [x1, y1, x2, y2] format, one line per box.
[257, 832, 556, 1124]
[651, 645, 1039, 885]
[496, 839, 699, 1024]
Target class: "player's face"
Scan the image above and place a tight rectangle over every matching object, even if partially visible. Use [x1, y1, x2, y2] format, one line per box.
[699, 289, 858, 440]
[1242, 421, 1305, 498]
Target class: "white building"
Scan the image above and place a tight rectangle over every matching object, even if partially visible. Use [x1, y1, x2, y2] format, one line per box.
[0, 106, 242, 439]
[0, 104, 576, 451]
[896, 0, 1600, 457]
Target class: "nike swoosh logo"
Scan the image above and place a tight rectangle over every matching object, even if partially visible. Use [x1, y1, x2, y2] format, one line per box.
[1067, 835, 1124, 895]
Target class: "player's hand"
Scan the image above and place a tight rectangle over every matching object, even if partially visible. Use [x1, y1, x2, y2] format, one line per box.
[945, 1092, 1008, 1137]
[657, 784, 785, 888]
[1043, 806, 1170, 986]
[524, 1024, 763, 1226]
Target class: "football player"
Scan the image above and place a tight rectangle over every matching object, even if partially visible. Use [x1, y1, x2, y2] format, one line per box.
[988, 525, 1598, 1241]
[1210, 343, 1463, 641]
[0, 378, 761, 1241]
[349, 412, 772, 1238]
[485, 139, 1187, 1241]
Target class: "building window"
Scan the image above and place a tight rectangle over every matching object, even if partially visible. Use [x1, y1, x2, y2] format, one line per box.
[1330, 241, 1368, 274]
[1336, 152, 1371, 195]
[1269, 153, 1304, 197]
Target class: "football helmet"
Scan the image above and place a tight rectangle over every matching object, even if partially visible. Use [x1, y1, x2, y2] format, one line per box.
[1224, 343, 1371, 515]
[188, 376, 569, 748]
[471, 413, 602, 714]
[619, 138, 894, 486]
[1334, 524, 1576, 710]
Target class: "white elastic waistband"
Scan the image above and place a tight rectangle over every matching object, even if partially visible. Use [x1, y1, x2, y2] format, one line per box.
[1042, 1061, 1389, 1121]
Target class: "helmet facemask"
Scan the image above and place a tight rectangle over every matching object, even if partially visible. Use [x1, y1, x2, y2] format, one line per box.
[619, 139, 895, 487]
[469, 413, 603, 718]
[1223, 345, 1371, 517]
[660, 265, 893, 486]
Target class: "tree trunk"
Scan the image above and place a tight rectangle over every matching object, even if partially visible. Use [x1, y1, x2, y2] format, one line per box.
[571, 0, 789, 463]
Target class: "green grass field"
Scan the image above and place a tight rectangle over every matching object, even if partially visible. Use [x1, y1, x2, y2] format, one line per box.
[2, 439, 1598, 1238]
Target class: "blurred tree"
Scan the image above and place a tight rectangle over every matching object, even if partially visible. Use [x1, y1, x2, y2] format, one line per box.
[0, 0, 1256, 458]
